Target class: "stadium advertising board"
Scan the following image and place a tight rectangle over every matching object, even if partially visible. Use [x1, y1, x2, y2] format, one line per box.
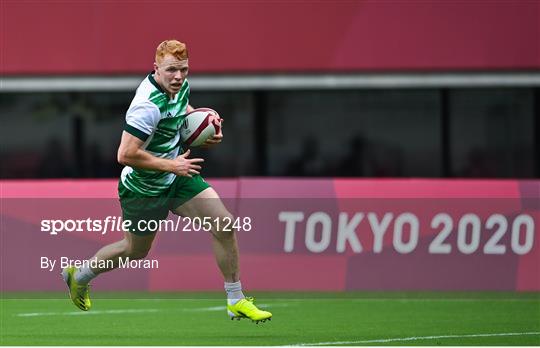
[1, 179, 538, 292]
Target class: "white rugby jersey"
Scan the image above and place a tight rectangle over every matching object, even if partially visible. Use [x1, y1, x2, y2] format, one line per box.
[121, 74, 189, 196]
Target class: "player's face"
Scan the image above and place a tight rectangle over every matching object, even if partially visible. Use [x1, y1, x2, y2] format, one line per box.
[154, 54, 189, 97]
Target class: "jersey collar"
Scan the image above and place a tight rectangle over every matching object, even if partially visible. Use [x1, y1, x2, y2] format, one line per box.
[148, 72, 166, 94]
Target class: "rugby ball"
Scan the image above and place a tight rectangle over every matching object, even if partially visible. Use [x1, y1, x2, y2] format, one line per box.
[180, 108, 221, 147]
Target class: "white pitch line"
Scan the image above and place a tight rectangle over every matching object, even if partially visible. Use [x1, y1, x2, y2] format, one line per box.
[183, 305, 226, 312]
[17, 308, 159, 317]
[292, 331, 540, 346]
[16, 303, 287, 317]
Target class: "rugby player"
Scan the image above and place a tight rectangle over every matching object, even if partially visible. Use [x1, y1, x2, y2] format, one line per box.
[62, 40, 271, 323]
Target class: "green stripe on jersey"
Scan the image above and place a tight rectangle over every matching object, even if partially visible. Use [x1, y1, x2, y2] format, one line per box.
[124, 124, 150, 141]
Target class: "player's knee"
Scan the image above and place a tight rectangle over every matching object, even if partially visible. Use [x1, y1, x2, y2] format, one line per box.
[211, 213, 236, 240]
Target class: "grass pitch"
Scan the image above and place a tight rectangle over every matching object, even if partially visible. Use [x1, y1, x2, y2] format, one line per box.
[1, 292, 539, 345]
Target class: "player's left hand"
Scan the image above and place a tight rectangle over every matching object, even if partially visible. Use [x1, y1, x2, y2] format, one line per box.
[202, 116, 223, 148]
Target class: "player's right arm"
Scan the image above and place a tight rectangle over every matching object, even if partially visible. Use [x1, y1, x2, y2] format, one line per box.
[118, 100, 203, 177]
[117, 132, 203, 177]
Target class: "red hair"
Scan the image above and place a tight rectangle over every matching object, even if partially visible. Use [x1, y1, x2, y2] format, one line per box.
[155, 40, 188, 63]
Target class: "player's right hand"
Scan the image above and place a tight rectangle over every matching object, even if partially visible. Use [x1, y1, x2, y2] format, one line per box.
[171, 149, 204, 177]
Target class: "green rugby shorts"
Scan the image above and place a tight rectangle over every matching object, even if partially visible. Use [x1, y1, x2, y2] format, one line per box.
[118, 174, 210, 236]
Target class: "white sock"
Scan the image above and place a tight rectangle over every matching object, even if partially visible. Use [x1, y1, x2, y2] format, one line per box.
[224, 281, 245, 304]
[74, 265, 96, 285]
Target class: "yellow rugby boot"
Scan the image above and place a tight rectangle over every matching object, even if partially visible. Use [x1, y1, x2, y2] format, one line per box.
[227, 297, 272, 323]
[61, 266, 91, 311]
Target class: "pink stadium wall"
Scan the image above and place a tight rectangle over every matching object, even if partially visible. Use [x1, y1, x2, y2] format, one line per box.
[2, 179, 539, 292]
[2, 1, 539, 74]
